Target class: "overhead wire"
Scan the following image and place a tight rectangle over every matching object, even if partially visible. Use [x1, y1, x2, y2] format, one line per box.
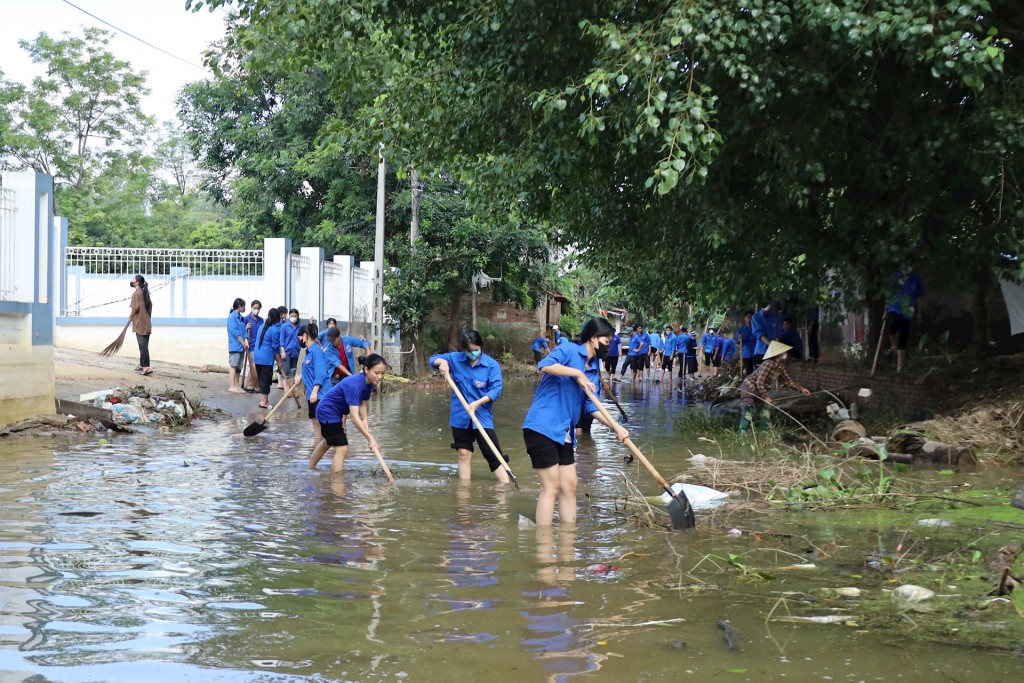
[59, 0, 207, 71]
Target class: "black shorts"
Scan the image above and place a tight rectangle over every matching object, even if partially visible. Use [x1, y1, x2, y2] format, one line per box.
[661, 355, 673, 370]
[712, 356, 722, 368]
[630, 355, 644, 371]
[255, 364, 274, 394]
[523, 428, 574, 469]
[604, 355, 618, 374]
[451, 426, 504, 472]
[308, 399, 319, 420]
[703, 351, 714, 366]
[887, 311, 912, 349]
[320, 420, 348, 447]
[533, 349, 543, 363]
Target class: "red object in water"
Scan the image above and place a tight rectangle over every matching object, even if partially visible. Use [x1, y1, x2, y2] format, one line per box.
[109, 397, 121, 404]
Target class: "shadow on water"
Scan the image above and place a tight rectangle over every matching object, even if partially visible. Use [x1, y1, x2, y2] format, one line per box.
[0, 379, 1021, 681]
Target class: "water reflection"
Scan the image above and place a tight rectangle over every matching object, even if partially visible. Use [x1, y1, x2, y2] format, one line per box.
[0, 380, 1021, 681]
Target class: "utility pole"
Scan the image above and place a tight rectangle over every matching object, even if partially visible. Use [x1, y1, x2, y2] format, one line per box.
[372, 143, 386, 354]
[409, 167, 420, 248]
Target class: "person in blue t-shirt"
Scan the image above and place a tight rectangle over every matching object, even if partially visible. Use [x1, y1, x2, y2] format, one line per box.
[658, 326, 676, 383]
[296, 323, 334, 446]
[721, 335, 738, 365]
[648, 331, 663, 371]
[310, 353, 387, 473]
[682, 330, 698, 380]
[280, 308, 302, 396]
[531, 334, 550, 364]
[227, 297, 249, 394]
[736, 310, 757, 376]
[625, 323, 648, 382]
[752, 302, 784, 368]
[253, 307, 285, 409]
[700, 326, 719, 376]
[886, 263, 925, 373]
[605, 331, 621, 376]
[779, 317, 804, 359]
[429, 330, 510, 484]
[523, 318, 629, 527]
[317, 318, 337, 345]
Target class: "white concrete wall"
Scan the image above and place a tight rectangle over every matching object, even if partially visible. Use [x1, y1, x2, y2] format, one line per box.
[64, 272, 265, 319]
[56, 323, 227, 368]
[0, 312, 55, 425]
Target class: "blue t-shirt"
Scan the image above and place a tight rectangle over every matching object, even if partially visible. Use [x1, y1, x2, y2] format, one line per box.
[243, 313, 263, 347]
[315, 372, 374, 424]
[227, 311, 247, 353]
[752, 310, 783, 356]
[280, 321, 301, 358]
[627, 332, 647, 356]
[737, 324, 756, 359]
[300, 343, 334, 401]
[607, 334, 621, 357]
[340, 335, 370, 372]
[649, 333, 662, 351]
[522, 341, 601, 448]
[427, 351, 503, 429]
[701, 333, 717, 354]
[886, 272, 925, 320]
[779, 327, 804, 358]
[254, 322, 282, 366]
[531, 336, 549, 352]
[663, 333, 677, 356]
[721, 337, 737, 362]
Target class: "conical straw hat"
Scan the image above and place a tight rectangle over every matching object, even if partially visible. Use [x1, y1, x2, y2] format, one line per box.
[763, 340, 793, 360]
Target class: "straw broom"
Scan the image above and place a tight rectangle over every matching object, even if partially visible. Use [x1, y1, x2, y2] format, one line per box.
[100, 320, 131, 357]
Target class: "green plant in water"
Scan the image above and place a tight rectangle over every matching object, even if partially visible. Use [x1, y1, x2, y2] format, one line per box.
[768, 445, 902, 510]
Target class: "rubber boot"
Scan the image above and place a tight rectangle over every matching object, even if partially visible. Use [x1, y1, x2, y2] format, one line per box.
[739, 417, 751, 434]
[755, 419, 771, 431]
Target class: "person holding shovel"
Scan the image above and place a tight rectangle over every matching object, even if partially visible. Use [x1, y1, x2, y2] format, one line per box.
[523, 317, 629, 527]
[310, 353, 387, 474]
[227, 298, 249, 394]
[253, 307, 284, 409]
[297, 323, 333, 449]
[429, 330, 510, 484]
[737, 340, 811, 433]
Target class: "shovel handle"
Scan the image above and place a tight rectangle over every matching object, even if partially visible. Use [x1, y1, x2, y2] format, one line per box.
[263, 381, 302, 423]
[371, 445, 395, 483]
[598, 371, 628, 422]
[443, 373, 516, 481]
[581, 384, 672, 493]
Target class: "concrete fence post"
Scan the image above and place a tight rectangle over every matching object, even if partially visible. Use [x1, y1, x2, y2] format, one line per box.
[301, 246, 324, 321]
[333, 255, 355, 322]
[263, 237, 291, 306]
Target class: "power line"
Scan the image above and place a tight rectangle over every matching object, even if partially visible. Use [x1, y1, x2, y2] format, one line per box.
[59, 0, 207, 72]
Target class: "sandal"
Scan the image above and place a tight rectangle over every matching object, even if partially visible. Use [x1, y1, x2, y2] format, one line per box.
[142, 369, 153, 376]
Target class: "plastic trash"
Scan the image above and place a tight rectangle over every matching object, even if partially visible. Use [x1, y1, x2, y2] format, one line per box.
[660, 483, 730, 510]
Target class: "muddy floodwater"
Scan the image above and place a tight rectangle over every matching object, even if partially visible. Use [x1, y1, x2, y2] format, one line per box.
[1, 380, 1021, 682]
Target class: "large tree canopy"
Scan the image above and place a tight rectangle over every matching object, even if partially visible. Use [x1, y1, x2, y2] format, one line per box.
[193, 0, 1022, 316]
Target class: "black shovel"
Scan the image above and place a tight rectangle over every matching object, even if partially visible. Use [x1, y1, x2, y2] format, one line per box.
[584, 385, 695, 530]
[243, 383, 301, 437]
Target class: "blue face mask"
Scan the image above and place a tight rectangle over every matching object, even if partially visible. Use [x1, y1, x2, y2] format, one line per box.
[466, 349, 482, 361]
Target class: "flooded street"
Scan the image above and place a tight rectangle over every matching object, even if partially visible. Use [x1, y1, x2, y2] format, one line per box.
[1, 380, 1021, 681]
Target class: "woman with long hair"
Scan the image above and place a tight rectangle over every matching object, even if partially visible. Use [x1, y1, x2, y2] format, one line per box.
[310, 354, 387, 474]
[428, 329, 509, 483]
[297, 323, 332, 447]
[523, 317, 629, 527]
[128, 274, 153, 375]
[253, 307, 283, 409]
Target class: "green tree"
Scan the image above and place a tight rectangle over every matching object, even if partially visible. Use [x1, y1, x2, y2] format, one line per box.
[0, 28, 152, 193]
[195, 0, 1023, 356]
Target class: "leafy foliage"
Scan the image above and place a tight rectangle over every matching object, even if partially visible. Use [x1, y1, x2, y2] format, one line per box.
[196, 0, 1024, 318]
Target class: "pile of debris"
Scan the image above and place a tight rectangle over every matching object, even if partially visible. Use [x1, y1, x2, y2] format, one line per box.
[80, 386, 196, 426]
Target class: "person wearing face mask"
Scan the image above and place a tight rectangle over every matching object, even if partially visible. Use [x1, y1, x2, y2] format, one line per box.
[242, 300, 263, 391]
[296, 323, 333, 448]
[253, 307, 284, 409]
[523, 317, 630, 527]
[309, 354, 388, 474]
[227, 297, 249, 394]
[280, 308, 302, 394]
[127, 275, 153, 376]
[429, 330, 509, 483]
[737, 340, 811, 433]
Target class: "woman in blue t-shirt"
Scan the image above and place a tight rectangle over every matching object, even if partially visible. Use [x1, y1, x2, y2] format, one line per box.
[296, 323, 335, 448]
[253, 307, 284, 409]
[309, 353, 387, 474]
[523, 317, 629, 527]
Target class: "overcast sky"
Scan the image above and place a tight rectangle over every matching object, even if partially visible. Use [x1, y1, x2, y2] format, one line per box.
[0, 0, 228, 126]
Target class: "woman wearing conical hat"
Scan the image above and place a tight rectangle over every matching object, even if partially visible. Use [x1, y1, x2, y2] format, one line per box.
[738, 340, 810, 433]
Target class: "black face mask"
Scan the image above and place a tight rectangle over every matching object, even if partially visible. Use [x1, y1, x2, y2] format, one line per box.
[596, 342, 610, 359]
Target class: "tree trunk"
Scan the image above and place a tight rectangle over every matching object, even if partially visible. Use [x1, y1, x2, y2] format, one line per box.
[410, 166, 421, 248]
[968, 265, 991, 360]
[447, 294, 464, 350]
[409, 328, 423, 377]
[471, 287, 478, 331]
